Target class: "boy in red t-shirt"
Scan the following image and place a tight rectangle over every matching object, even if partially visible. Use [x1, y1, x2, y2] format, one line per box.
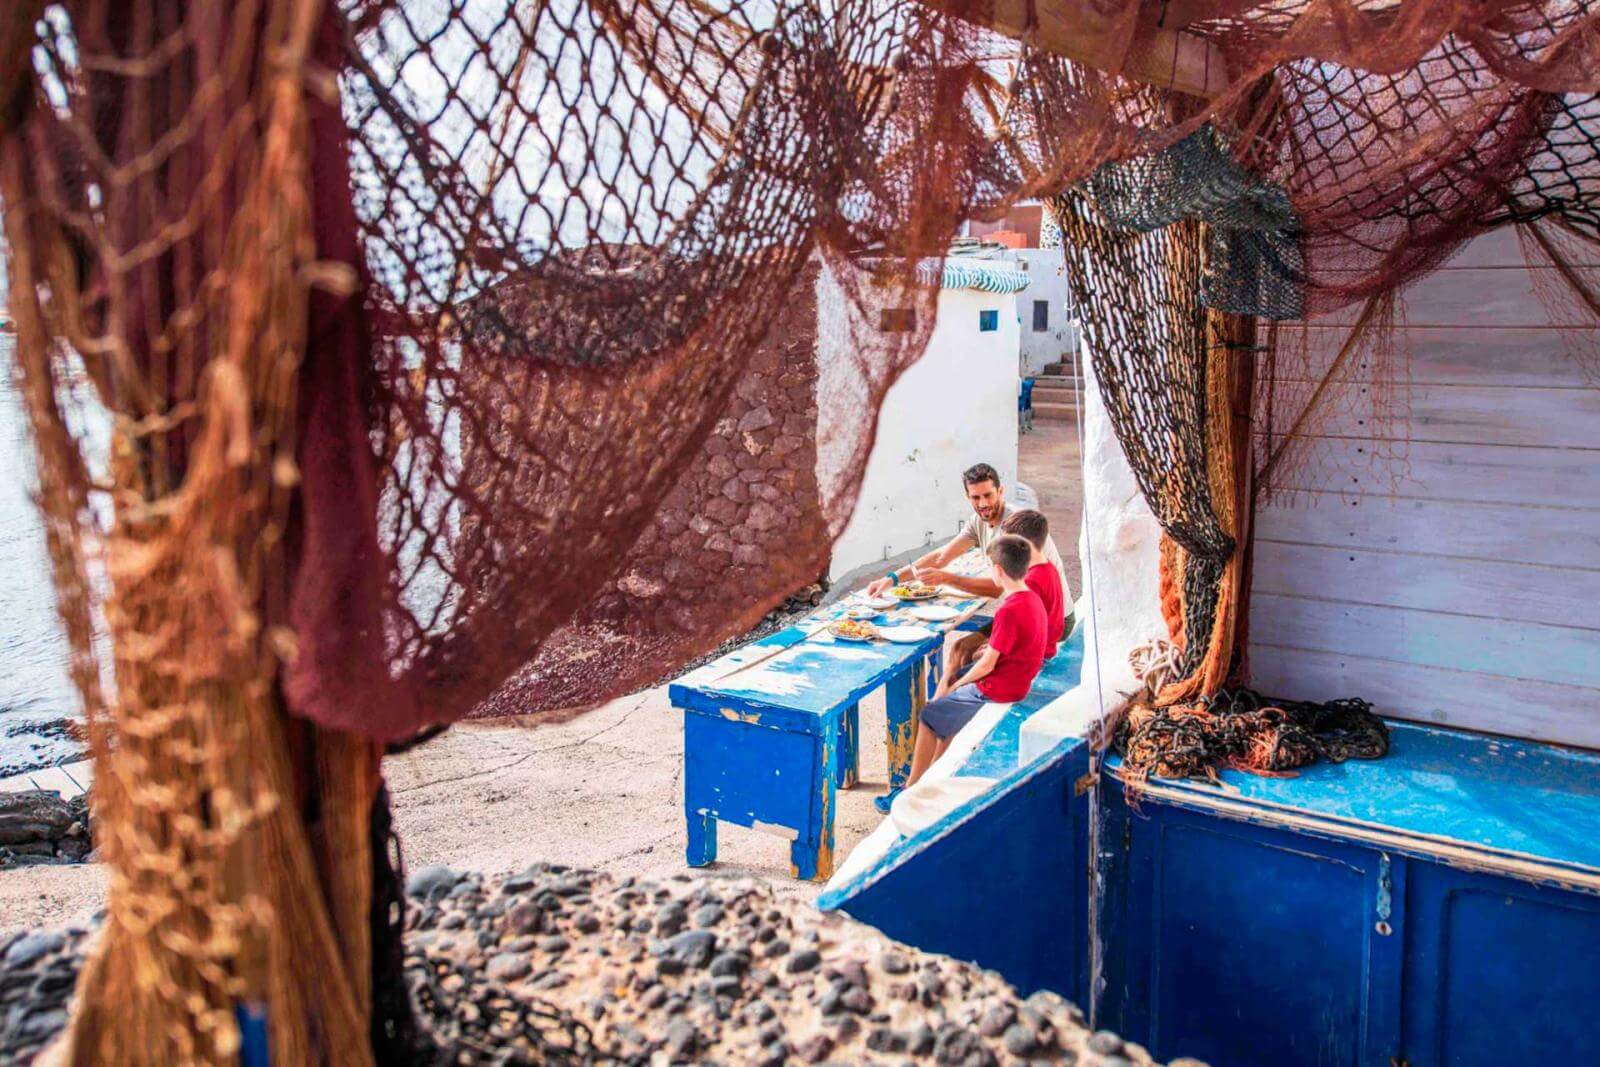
[1002, 509, 1067, 659]
[884, 535, 1049, 804]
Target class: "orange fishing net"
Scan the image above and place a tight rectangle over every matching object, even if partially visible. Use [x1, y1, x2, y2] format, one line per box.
[3, 0, 1600, 1059]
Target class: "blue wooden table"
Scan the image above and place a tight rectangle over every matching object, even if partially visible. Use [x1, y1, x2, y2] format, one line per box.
[670, 575, 990, 881]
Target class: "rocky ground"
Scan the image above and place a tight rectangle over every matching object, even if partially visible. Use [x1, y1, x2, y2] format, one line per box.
[0, 863, 1193, 1066]
[403, 863, 1179, 1065]
[0, 791, 91, 869]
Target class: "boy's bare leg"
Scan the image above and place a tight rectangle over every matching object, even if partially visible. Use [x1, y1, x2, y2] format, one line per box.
[907, 726, 943, 786]
[939, 631, 986, 688]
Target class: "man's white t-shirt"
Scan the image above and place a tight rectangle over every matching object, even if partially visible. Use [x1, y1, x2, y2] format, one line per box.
[961, 503, 1074, 603]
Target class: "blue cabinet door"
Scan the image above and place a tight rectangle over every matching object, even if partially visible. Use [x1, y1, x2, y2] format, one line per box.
[1100, 785, 1403, 1067]
[1399, 861, 1600, 1066]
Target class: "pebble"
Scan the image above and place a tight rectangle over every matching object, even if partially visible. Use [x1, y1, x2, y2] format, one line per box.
[3, 932, 65, 968]
[665, 1019, 699, 1061]
[505, 900, 543, 935]
[795, 1032, 835, 1063]
[978, 1002, 1015, 1037]
[406, 864, 462, 902]
[1089, 1030, 1126, 1055]
[786, 947, 821, 973]
[1003, 1022, 1039, 1056]
[485, 952, 531, 982]
[0, 862, 1178, 1067]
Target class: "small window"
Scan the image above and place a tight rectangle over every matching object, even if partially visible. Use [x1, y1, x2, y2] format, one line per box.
[979, 309, 999, 332]
[879, 307, 915, 333]
[1032, 299, 1049, 332]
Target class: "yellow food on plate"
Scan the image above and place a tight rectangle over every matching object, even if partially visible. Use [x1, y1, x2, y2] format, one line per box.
[829, 619, 879, 641]
[891, 582, 939, 600]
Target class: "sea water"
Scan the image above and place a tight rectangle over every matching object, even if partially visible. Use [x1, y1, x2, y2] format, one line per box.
[0, 333, 82, 775]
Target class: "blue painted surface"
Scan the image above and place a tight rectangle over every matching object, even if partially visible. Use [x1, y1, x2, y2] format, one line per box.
[673, 587, 988, 881]
[821, 631, 1089, 999]
[1399, 861, 1600, 1066]
[821, 736, 1092, 1004]
[955, 635, 1085, 780]
[1117, 722, 1600, 875]
[1100, 788, 1397, 1067]
[1100, 723, 1600, 1067]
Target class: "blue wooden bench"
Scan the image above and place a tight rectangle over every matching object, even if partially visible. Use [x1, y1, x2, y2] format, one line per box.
[670, 593, 987, 881]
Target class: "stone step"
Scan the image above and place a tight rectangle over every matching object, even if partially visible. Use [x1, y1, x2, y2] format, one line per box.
[1032, 380, 1081, 397]
[1033, 401, 1080, 423]
[1040, 361, 1083, 377]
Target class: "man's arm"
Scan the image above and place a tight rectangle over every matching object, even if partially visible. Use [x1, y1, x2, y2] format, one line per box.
[866, 531, 975, 596]
[934, 646, 1000, 700]
[918, 569, 1002, 598]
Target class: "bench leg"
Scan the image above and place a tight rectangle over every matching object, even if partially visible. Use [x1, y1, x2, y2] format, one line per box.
[792, 733, 838, 883]
[686, 811, 717, 868]
[885, 660, 928, 790]
[836, 703, 860, 789]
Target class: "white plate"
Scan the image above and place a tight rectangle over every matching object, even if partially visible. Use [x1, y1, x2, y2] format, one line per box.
[878, 625, 936, 644]
[908, 604, 961, 623]
[845, 606, 879, 620]
[864, 597, 896, 611]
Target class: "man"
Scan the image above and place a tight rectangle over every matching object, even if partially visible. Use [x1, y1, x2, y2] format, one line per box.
[866, 462, 1070, 601]
[866, 463, 1072, 698]
[877, 535, 1048, 811]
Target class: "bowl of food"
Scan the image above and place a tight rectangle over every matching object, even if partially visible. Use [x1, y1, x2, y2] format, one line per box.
[829, 619, 880, 642]
[890, 582, 939, 601]
[845, 606, 879, 620]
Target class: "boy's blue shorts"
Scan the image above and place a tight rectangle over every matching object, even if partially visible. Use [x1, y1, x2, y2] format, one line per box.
[920, 683, 988, 740]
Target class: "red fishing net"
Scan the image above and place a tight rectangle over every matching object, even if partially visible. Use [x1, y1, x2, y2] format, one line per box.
[2, 0, 1597, 741]
[4, 2, 1600, 1059]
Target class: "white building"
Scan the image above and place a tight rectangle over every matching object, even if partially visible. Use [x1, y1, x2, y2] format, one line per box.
[1010, 248, 1080, 378]
[822, 256, 1029, 583]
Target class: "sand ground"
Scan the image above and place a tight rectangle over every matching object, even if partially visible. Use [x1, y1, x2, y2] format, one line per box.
[0, 422, 1083, 937]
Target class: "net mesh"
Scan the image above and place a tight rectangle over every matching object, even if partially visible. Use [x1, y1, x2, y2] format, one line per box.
[3, 0, 1600, 1058]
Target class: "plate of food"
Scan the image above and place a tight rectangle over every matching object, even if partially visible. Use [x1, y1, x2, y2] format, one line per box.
[878, 624, 936, 644]
[845, 606, 880, 620]
[890, 582, 940, 601]
[908, 604, 961, 623]
[829, 619, 880, 642]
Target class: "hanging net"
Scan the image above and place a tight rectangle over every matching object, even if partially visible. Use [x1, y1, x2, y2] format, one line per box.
[3, 0, 1600, 1059]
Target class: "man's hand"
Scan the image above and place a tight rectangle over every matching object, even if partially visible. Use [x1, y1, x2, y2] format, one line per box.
[932, 682, 951, 703]
[916, 567, 953, 587]
[866, 576, 892, 597]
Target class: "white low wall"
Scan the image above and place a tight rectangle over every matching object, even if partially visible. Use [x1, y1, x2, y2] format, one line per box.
[823, 282, 1021, 583]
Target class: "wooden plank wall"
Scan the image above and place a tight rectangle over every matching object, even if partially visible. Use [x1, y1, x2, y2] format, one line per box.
[1249, 228, 1600, 749]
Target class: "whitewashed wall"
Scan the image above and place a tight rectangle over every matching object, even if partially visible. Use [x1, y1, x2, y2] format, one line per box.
[1249, 227, 1600, 749]
[822, 281, 1021, 582]
[1011, 249, 1079, 377]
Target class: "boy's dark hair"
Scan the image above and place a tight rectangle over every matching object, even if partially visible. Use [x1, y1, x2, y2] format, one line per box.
[962, 462, 1001, 489]
[987, 535, 1033, 581]
[1002, 508, 1049, 550]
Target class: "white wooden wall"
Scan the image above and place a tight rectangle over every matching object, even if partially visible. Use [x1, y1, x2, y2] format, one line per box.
[1249, 228, 1600, 749]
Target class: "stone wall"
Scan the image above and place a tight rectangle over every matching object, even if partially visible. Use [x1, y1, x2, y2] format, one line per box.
[485, 263, 826, 715]
[610, 259, 826, 631]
